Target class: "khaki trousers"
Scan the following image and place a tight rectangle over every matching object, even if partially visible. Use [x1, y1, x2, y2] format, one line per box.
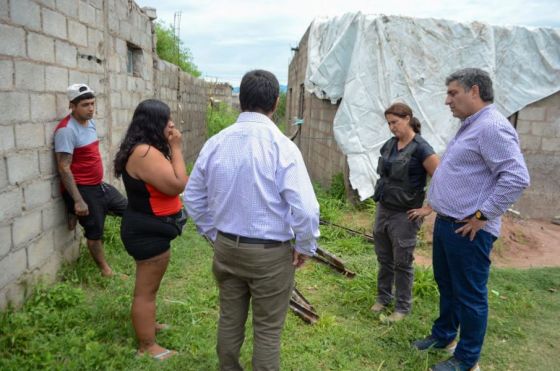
[212, 233, 295, 371]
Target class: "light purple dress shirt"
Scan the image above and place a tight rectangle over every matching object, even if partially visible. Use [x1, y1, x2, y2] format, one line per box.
[184, 112, 320, 256]
[428, 104, 530, 237]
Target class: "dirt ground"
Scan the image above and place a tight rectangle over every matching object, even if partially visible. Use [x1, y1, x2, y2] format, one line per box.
[415, 213, 560, 268]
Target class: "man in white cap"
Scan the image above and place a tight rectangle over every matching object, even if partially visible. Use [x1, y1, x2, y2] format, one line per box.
[54, 84, 127, 277]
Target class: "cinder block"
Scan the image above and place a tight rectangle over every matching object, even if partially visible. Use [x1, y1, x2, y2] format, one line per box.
[36, 0, 56, 7]
[95, 118, 106, 137]
[0, 224, 11, 257]
[79, 2, 96, 26]
[27, 32, 55, 63]
[0, 60, 13, 89]
[0, 24, 26, 57]
[6, 151, 40, 184]
[33, 251, 61, 286]
[42, 8, 67, 39]
[0, 188, 22, 220]
[87, 28, 103, 54]
[0, 249, 27, 289]
[55, 41, 77, 68]
[56, 0, 78, 17]
[15, 62, 45, 92]
[531, 121, 556, 137]
[44, 121, 58, 147]
[10, 0, 41, 30]
[90, 0, 103, 9]
[15, 123, 45, 149]
[68, 20, 88, 47]
[518, 106, 546, 122]
[41, 198, 66, 231]
[0, 92, 30, 124]
[45, 66, 69, 92]
[0, 0, 8, 19]
[55, 93, 70, 119]
[0, 125, 15, 152]
[54, 223, 76, 250]
[12, 210, 42, 247]
[39, 149, 57, 175]
[30, 94, 57, 122]
[0, 158, 8, 190]
[542, 138, 560, 152]
[27, 230, 55, 269]
[24, 179, 52, 210]
[69, 70, 89, 86]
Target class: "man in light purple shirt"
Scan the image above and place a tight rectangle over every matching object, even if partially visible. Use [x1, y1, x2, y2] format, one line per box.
[184, 70, 319, 371]
[412, 68, 530, 371]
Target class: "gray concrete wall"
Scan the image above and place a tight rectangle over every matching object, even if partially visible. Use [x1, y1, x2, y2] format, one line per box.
[515, 92, 560, 219]
[287, 30, 560, 219]
[0, 0, 209, 310]
[287, 28, 346, 187]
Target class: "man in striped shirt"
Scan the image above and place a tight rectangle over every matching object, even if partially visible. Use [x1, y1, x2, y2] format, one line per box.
[412, 68, 530, 371]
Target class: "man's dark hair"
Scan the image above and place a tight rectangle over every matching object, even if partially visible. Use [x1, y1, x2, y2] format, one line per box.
[70, 92, 95, 105]
[114, 99, 171, 177]
[239, 70, 279, 113]
[445, 68, 494, 103]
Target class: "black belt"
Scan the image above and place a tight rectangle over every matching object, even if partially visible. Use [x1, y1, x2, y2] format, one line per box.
[218, 232, 286, 246]
[436, 214, 465, 223]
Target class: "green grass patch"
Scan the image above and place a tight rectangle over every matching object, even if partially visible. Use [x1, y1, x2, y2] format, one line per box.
[1, 189, 559, 370]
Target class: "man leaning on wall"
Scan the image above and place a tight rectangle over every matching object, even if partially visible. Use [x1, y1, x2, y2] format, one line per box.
[53, 84, 128, 277]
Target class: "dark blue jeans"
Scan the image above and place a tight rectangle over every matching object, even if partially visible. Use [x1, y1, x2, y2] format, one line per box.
[431, 217, 496, 367]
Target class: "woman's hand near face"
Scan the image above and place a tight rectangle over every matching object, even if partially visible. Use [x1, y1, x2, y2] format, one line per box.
[167, 124, 182, 148]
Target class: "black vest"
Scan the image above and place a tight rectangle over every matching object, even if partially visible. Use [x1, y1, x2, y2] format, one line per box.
[372, 137, 426, 211]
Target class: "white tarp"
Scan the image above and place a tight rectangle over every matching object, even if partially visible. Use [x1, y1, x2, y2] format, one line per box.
[305, 13, 560, 200]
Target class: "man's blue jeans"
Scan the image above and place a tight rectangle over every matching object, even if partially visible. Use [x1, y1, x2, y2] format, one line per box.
[431, 217, 496, 367]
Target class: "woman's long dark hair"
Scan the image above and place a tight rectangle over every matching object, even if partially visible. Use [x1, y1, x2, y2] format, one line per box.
[114, 99, 171, 178]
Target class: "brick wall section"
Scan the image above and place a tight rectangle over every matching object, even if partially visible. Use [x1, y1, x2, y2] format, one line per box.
[287, 30, 559, 218]
[514, 91, 560, 219]
[0, 0, 211, 310]
[287, 27, 346, 187]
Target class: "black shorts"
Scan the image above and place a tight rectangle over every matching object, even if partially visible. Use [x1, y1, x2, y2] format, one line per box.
[120, 208, 181, 261]
[62, 182, 127, 240]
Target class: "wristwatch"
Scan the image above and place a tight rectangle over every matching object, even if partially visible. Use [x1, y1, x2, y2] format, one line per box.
[474, 210, 488, 221]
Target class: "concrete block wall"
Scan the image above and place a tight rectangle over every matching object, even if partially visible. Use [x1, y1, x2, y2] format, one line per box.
[287, 27, 346, 187]
[0, 0, 210, 310]
[515, 91, 560, 219]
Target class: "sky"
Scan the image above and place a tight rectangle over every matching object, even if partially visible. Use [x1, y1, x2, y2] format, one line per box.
[134, 0, 560, 87]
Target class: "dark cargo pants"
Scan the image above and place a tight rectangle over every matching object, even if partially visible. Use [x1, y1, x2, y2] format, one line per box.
[373, 203, 421, 313]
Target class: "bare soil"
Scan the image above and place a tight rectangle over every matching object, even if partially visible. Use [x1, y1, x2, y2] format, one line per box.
[415, 213, 560, 268]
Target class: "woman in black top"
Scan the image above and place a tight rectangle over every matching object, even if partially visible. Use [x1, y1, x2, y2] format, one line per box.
[371, 102, 439, 321]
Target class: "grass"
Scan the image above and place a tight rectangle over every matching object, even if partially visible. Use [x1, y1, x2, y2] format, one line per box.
[1, 187, 559, 370]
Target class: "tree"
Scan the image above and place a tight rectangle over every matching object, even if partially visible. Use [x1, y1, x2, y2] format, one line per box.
[155, 21, 201, 77]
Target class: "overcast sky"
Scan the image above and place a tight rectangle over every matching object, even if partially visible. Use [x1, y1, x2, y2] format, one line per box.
[134, 0, 560, 86]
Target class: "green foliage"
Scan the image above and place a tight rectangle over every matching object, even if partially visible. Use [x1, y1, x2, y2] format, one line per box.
[272, 92, 287, 133]
[155, 21, 201, 77]
[328, 173, 346, 201]
[1, 186, 560, 370]
[206, 102, 238, 137]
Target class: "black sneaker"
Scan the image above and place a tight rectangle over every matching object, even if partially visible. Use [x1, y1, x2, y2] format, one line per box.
[430, 356, 480, 371]
[412, 335, 457, 353]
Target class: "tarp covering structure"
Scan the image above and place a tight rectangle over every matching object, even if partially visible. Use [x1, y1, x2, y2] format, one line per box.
[305, 13, 560, 200]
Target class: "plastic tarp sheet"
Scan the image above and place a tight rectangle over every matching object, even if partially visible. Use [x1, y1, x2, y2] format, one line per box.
[305, 13, 560, 200]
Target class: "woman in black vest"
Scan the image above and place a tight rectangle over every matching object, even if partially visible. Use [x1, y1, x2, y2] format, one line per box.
[371, 102, 439, 321]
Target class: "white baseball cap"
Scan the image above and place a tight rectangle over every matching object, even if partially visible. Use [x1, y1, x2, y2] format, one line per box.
[67, 83, 95, 102]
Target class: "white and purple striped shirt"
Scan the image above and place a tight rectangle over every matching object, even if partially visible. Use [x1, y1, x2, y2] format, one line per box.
[184, 112, 320, 256]
[428, 104, 530, 237]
